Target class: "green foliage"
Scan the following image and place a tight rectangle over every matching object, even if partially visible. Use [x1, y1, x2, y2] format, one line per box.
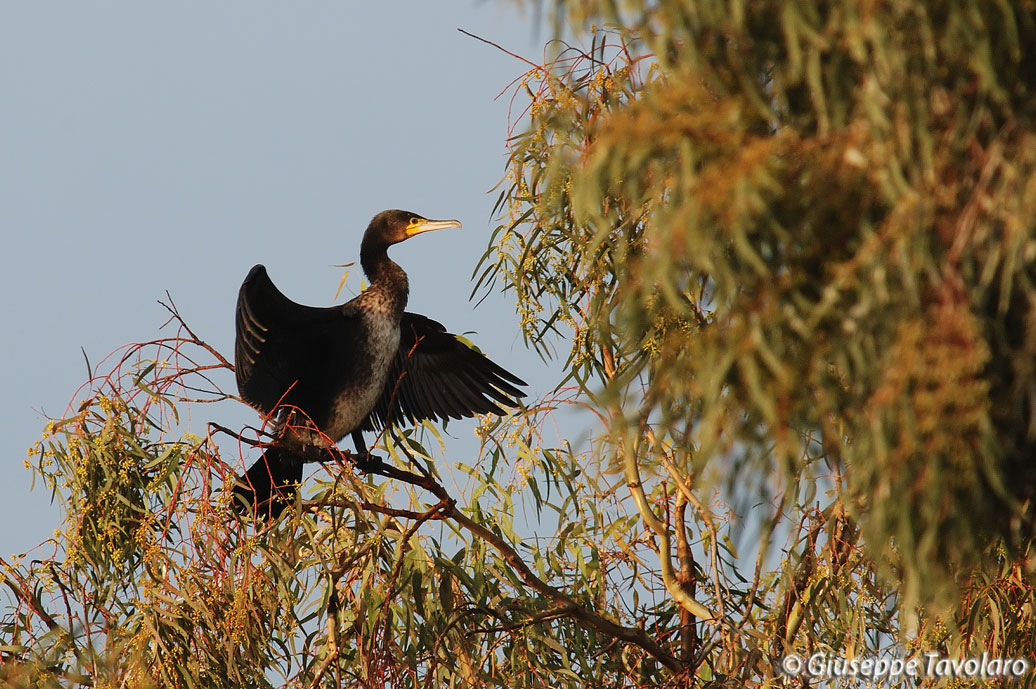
[494, 0, 1036, 581]
[478, 0, 1036, 682]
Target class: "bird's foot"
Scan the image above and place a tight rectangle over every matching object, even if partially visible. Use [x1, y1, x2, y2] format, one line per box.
[352, 452, 384, 473]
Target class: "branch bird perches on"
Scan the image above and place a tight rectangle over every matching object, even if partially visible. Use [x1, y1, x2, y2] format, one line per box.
[232, 209, 526, 518]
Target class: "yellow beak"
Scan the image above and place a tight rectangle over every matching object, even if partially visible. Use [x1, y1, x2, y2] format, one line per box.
[406, 218, 462, 237]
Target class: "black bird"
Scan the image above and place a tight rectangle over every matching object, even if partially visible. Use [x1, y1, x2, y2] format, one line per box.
[232, 210, 526, 518]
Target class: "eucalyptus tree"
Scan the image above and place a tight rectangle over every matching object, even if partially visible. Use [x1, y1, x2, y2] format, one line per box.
[4, 2, 1036, 687]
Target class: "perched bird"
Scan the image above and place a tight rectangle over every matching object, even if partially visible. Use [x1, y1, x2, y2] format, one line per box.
[232, 210, 526, 518]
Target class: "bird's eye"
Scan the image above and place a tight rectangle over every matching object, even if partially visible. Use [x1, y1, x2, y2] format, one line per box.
[408, 217, 421, 228]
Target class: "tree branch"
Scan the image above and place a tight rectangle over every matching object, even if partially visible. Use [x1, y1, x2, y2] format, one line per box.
[338, 442, 687, 673]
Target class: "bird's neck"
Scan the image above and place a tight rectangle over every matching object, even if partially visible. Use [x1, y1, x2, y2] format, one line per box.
[360, 244, 409, 316]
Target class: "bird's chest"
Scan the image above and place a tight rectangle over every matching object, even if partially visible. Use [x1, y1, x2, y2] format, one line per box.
[324, 308, 400, 439]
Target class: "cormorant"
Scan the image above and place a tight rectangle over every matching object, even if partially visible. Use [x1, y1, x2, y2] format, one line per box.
[231, 210, 526, 519]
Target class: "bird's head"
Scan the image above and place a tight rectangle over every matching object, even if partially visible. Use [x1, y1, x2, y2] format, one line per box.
[365, 209, 462, 247]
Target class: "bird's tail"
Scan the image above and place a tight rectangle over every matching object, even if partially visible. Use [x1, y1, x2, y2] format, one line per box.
[231, 446, 303, 520]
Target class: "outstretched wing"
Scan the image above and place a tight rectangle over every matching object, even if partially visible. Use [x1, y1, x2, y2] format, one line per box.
[235, 264, 365, 427]
[362, 312, 526, 431]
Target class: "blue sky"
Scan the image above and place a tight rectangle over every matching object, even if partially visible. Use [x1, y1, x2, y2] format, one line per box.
[1, 3, 550, 558]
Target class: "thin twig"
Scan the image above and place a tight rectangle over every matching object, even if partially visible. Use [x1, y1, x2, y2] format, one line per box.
[457, 28, 545, 72]
[158, 293, 234, 370]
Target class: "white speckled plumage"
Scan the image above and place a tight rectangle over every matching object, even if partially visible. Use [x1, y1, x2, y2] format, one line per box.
[326, 262, 407, 441]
